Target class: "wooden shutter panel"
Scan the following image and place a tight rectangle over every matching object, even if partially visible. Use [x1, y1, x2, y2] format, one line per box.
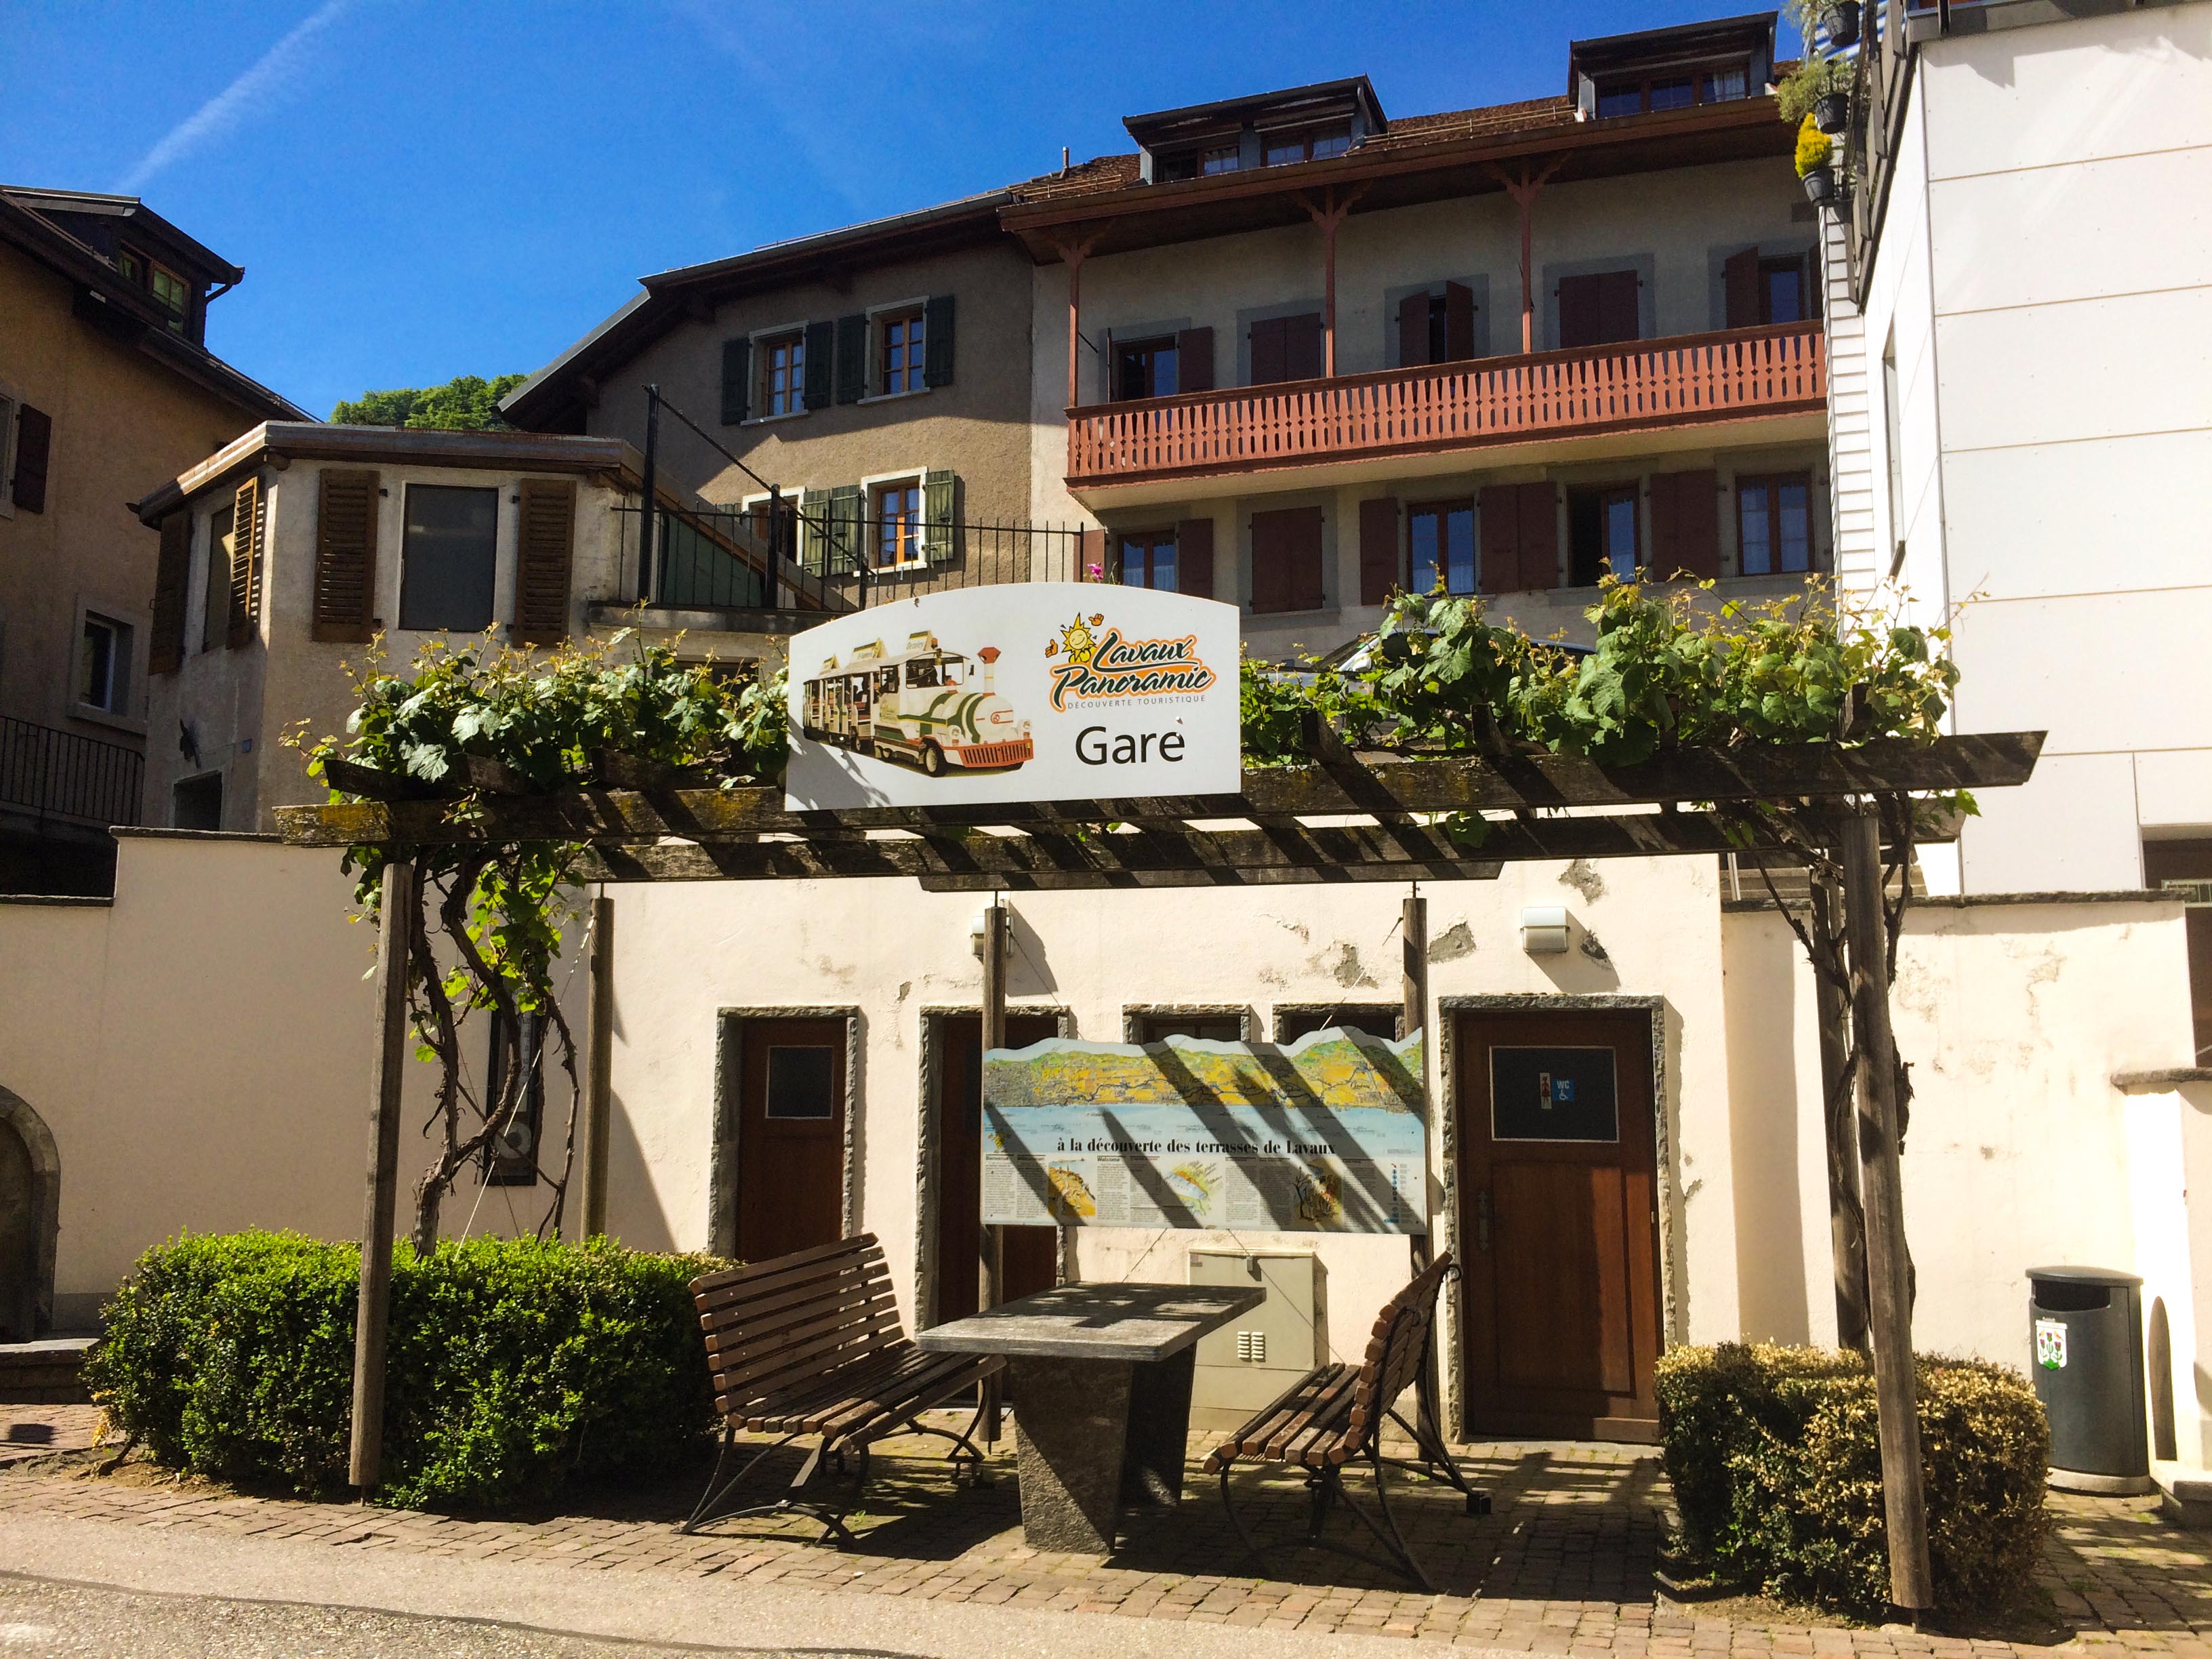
[720, 337, 752, 424]
[1250, 505, 1322, 613]
[922, 293, 956, 387]
[1396, 293, 1429, 368]
[226, 476, 262, 648]
[825, 483, 862, 572]
[799, 487, 830, 572]
[1248, 511, 1288, 613]
[922, 469, 957, 565]
[1517, 482, 1559, 590]
[511, 478, 576, 644]
[1176, 327, 1214, 393]
[1443, 281, 1476, 361]
[802, 320, 835, 409]
[1479, 485, 1521, 594]
[1650, 468, 1719, 579]
[1723, 248, 1761, 330]
[149, 510, 190, 674]
[1358, 497, 1399, 606]
[834, 314, 867, 405]
[1174, 517, 1214, 598]
[311, 468, 381, 643]
[11, 405, 50, 514]
[1285, 312, 1324, 381]
[1557, 275, 1600, 349]
[1250, 316, 1286, 386]
[1598, 271, 1641, 342]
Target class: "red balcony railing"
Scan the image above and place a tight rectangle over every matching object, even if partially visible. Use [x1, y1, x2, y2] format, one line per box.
[1067, 321, 1826, 489]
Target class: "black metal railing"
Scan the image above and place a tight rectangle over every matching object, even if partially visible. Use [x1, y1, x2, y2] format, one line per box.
[0, 714, 144, 827]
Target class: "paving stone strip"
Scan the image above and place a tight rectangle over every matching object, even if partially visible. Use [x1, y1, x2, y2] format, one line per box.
[0, 1408, 2207, 1656]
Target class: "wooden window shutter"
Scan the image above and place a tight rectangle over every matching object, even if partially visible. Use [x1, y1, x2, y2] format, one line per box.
[720, 337, 752, 424]
[11, 405, 51, 514]
[1443, 282, 1476, 361]
[1396, 293, 1429, 368]
[1357, 497, 1399, 606]
[1077, 527, 1106, 581]
[802, 320, 836, 409]
[825, 483, 862, 572]
[1176, 326, 1214, 393]
[1247, 511, 1288, 613]
[1652, 468, 1719, 579]
[1284, 312, 1324, 381]
[834, 314, 867, 405]
[149, 510, 191, 674]
[1479, 485, 1521, 593]
[511, 478, 576, 644]
[1597, 271, 1641, 342]
[1175, 517, 1214, 597]
[1557, 274, 1601, 349]
[1249, 316, 1286, 386]
[1723, 247, 1761, 330]
[1517, 481, 1559, 590]
[799, 487, 830, 571]
[226, 476, 262, 648]
[922, 294, 956, 387]
[921, 469, 957, 565]
[1251, 505, 1322, 613]
[1097, 329, 1114, 403]
[312, 468, 381, 643]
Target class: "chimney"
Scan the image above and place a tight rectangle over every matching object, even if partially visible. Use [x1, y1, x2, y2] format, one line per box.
[978, 645, 1001, 693]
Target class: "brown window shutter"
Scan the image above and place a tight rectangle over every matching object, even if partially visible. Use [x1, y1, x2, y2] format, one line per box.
[1175, 517, 1214, 597]
[226, 476, 262, 649]
[1443, 281, 1476, 361]
[1357, 497, 1399, 606]
[149, 510, 191, 674]
[511, 478, 577, 644]
[1285, 312, 1324, 381]
[1660, 468, 1719, 579]
[1249, 316, 1286, 385]
[1598, 271, 1640, 342]
[1077, 526, 1106, 580]
[1647, 472, 1679, 574]
[1557, 275, 1600, 349]
[1396, 292, 1429, 368]
[11, 405, 51, 514]
[1250, 504, 1324, 611]
[1248, 511, 1288, 613]
[1479, 486, 1521, 593]
[1517, 482, 1559, 590]
[1723, 247, 1761, 329]
[311, 468, 380, 643]
[1176, 327, 1214, 393]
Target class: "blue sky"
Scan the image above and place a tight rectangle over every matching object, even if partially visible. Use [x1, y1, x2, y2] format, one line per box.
[7, 1, 1801, 419]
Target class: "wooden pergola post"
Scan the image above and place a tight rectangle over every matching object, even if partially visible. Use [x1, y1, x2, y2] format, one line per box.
[1401, 884, 1447, 1451]
[1839, 808, 1933, 1614]
[979, 899, 1008, 1445]
[578, 890, 615, 1238]
[1810, 872, 1870, 1353]
[349, 855, 419, 1494]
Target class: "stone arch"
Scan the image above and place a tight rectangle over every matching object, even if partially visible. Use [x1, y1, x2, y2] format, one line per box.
[0, 1084, 60, 1338]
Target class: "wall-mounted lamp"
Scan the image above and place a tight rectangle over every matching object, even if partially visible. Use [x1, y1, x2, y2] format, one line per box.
[970, 909, 990, 958]
[1519, 905, 1570, 955]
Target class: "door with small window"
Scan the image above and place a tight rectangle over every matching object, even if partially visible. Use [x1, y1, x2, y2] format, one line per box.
[734, 1017, 848, 1263]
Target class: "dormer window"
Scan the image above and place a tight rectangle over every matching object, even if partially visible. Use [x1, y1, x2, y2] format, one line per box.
[1128, 77, 1383, 188]
[1595, 60, 1753, 117]
[1264, 123, 1351, 166]
[114, 242, 192, 333]
[1156, 142, 1242, 183]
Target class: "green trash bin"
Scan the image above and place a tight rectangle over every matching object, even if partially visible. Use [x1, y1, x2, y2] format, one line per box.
[2028, 1266, 2152, 1494]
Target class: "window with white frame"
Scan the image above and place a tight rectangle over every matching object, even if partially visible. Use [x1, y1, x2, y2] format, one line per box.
[877, 308, 926, 396]
[759, 330, 805, 417]
[871, 476, 924, 567]
[79, 611, 131, 716]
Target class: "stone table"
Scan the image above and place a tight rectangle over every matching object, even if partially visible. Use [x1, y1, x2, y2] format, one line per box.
[916, 1282, 1263, 1554]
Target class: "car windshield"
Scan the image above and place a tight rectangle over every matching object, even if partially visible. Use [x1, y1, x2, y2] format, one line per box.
[906, 657, 963, 690]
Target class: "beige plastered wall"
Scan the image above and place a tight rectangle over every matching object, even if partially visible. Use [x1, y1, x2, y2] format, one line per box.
[584, 241, 1038, 524]
[0, 243, 264, 745]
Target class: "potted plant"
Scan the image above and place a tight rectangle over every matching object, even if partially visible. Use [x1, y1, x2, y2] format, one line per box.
[1795, 117, 1841, 205]
[1814, 87, 1851, 134]
[1822, 0, 1862, 47]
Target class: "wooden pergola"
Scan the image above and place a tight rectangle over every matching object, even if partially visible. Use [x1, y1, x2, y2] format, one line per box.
[281, 724, 2043, 1614]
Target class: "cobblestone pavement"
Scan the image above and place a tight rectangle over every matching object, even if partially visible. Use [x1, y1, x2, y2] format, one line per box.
[1, 1405, 2207, 1656]
[0, 1403, 104, 1467]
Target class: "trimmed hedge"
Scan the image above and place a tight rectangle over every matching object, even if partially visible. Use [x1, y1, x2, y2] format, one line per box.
[85, 1231, 724, 1511]
[1656, 1343, 2049, 1618]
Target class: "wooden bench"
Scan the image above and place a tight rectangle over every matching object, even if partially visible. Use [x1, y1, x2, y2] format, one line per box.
[1204, 1250, 1488, 1590]
[681, 1233, 1004, 1543]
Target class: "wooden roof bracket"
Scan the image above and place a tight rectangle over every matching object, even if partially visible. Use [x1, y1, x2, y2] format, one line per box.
[1488, 155, 1568, 352]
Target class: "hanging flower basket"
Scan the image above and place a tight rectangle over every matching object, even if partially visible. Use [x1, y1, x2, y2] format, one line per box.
[1802, 167, 1841, 207]
[1823, 1, 1862, 47]
[1814, 91, 1851, 135]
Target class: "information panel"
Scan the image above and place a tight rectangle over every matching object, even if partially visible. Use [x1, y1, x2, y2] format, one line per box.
[981, 1029, 1429, 1235]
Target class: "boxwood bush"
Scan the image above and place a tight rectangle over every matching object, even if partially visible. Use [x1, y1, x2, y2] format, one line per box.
[1656, 1343, 2049, 1618]
[85, 1231, 723, 1511]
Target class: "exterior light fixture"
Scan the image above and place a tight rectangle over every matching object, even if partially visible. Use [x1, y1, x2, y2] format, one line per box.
[1519, 905, 1570, 954]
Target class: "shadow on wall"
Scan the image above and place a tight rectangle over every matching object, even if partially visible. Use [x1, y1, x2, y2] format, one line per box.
[1721, 916, 1811, 1344]
[602, 1090, 678, 1254]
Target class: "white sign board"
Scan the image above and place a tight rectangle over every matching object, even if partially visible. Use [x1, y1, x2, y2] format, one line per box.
[783, 583, 1240, 810]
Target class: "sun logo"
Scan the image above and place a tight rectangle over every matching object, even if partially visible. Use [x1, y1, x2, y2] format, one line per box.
[1050, 616, 1098, 665]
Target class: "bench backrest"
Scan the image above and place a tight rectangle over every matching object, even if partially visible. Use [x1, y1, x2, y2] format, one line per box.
[1345, 1250, 1453, 1445]
[689, 1233, 906, 1413]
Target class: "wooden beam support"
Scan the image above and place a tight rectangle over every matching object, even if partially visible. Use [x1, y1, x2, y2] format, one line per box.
[1840, 809, 1933, 1613]
[277, 733, 2047, 850]
[578, 891, 615, 1239]
[348, 856, 418, 1494]
[980, 899, 1007, 1446]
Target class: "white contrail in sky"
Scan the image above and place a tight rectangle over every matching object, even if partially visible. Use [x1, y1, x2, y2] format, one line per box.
[117, 0, 355, 194]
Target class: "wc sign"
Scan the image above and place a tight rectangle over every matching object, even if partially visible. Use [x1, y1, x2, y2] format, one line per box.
[783, 582, 1242, 810]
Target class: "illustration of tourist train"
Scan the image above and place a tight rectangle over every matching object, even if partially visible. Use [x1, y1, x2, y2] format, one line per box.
[800, 630, 1033, 777]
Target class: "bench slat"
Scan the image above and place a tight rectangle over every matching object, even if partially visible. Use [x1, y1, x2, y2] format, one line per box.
[697, 1259, 892, 1329]
[702, 1286, 899, 1358]
[691, 1233, 878, 1298]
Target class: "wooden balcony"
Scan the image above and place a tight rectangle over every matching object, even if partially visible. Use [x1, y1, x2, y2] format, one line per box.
[1065, 321, 1825, 493]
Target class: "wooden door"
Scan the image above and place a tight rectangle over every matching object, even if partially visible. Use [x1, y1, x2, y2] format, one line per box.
[735, 1017, 847, 1264]
[935, 1012, 1061, 1323]
[1456, 1010, 1660, 1441]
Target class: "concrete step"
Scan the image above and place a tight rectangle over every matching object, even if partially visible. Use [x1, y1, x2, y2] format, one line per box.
[0, 1336, 96, 1404]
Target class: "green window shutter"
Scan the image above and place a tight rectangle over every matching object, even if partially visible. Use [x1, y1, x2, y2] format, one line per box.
[802, 321, 835, 409]
[834, 314, 867, 405]
[720, 337, 751, 424]
[827, 483, 863, 573]
[799, 487, 830, 573]
[923, 294, 956, 387]
[922, 469, 958, 565]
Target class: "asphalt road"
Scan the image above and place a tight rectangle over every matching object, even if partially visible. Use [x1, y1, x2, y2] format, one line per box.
[0, 1574, 914, 1659]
